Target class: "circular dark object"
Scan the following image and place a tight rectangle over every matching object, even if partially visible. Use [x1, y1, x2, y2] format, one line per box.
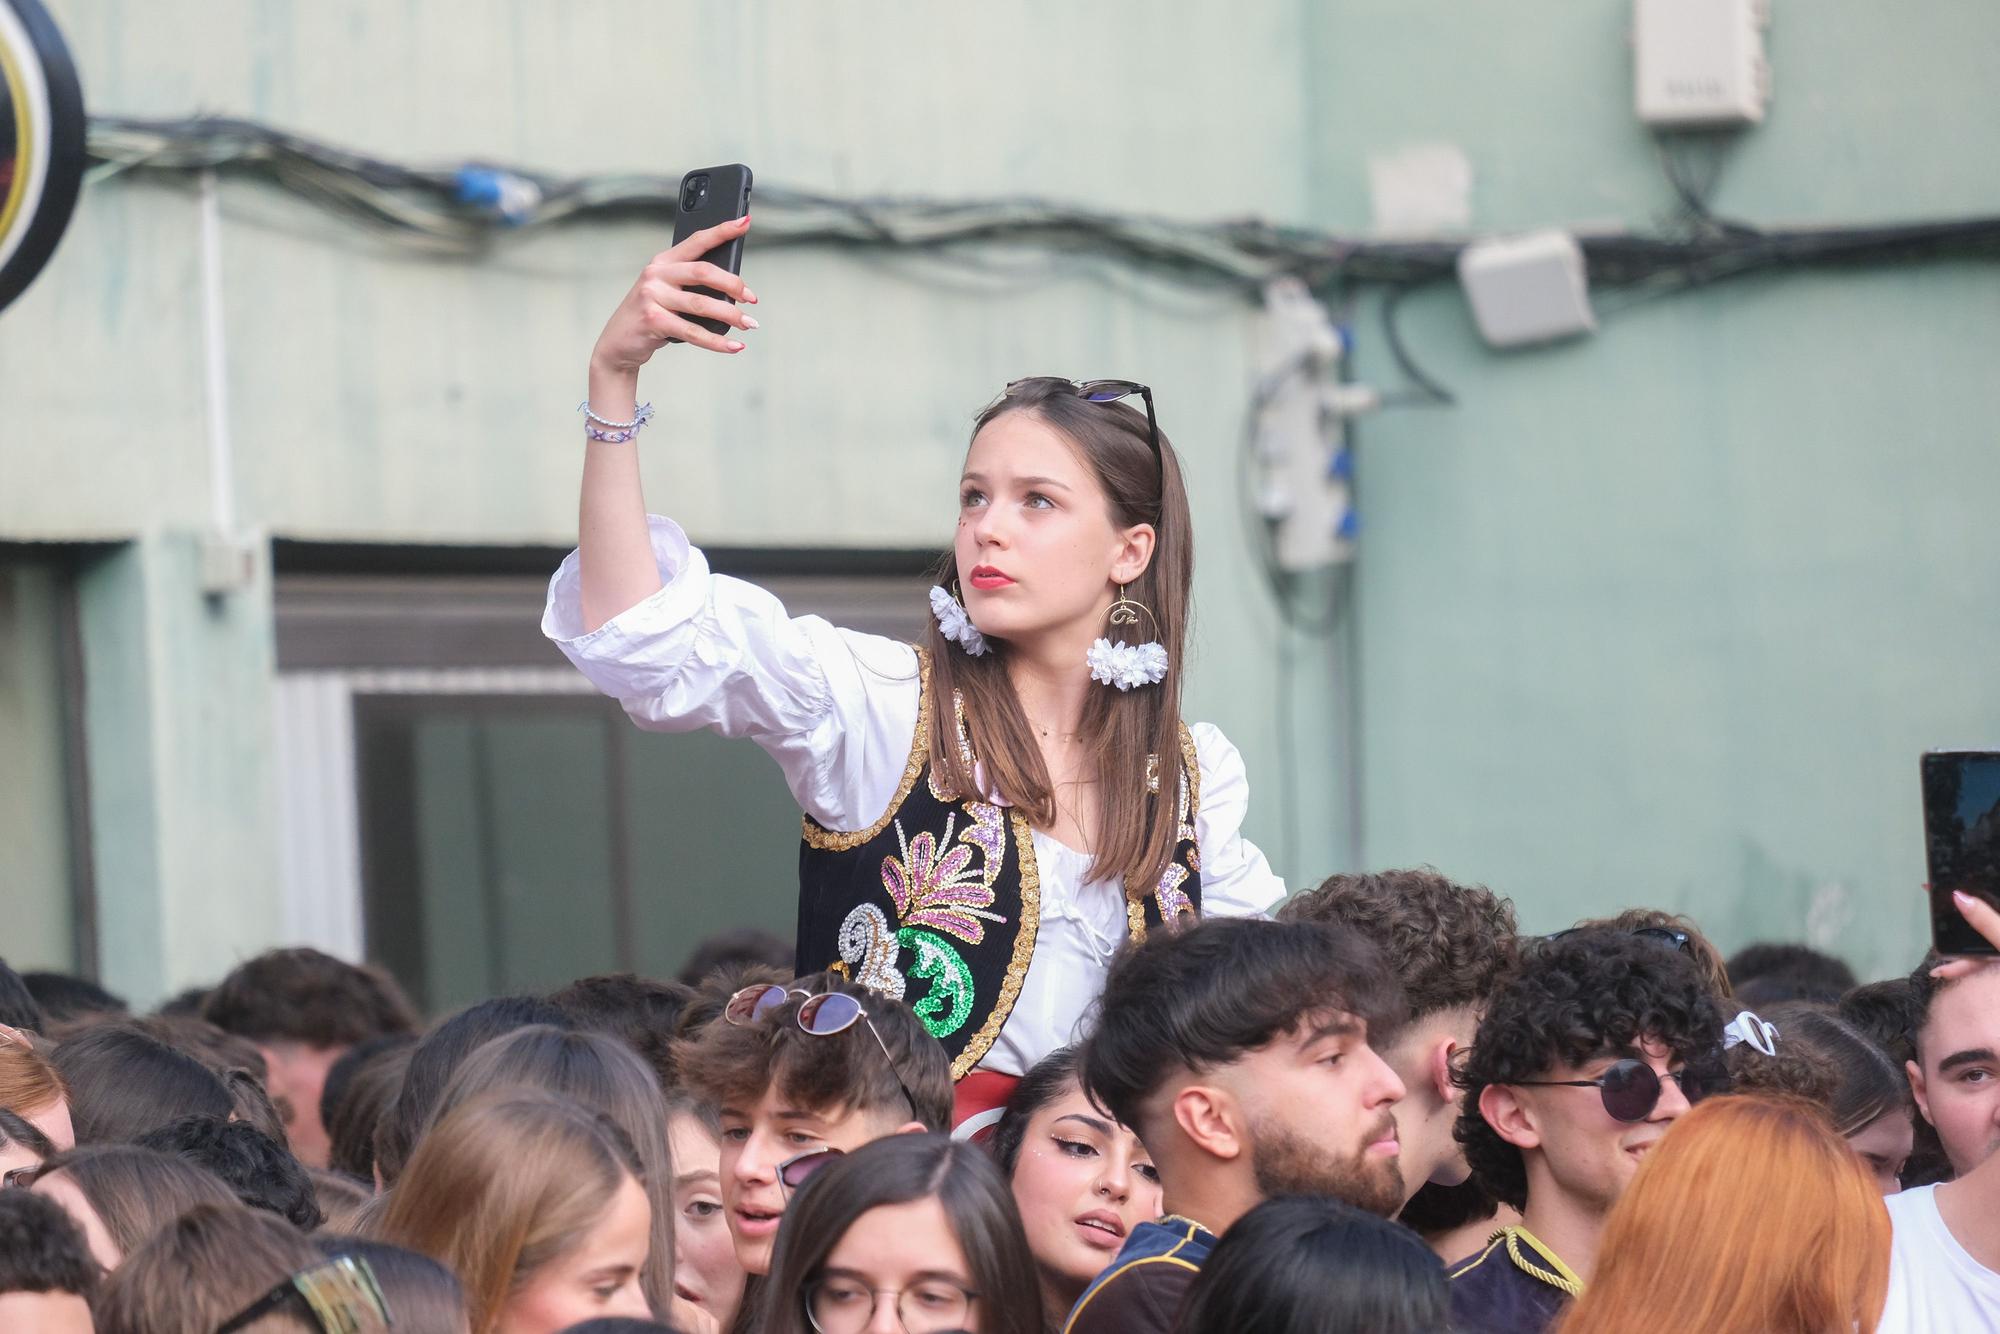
[0, 0, 86, 314]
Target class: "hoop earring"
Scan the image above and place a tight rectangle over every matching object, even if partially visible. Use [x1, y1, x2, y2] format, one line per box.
[929, 581, 990, 656]
[1087, 585, 1169, 690]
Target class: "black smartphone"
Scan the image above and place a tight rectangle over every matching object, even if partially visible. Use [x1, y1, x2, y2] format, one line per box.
[669, 163, 753, 340]
[1920, 750, 2000, 956]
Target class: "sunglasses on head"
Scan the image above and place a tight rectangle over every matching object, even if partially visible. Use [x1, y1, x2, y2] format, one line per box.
[1514, 1057, 1711, 1123]
[216, 1254, 390, 1334]
[1544, 925, 1692, 955]
[1007, 377, 1161, 476]
[725, 984, 920, 1120]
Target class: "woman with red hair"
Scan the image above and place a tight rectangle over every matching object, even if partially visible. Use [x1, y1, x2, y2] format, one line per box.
[1557, 1094, 1889, 1334]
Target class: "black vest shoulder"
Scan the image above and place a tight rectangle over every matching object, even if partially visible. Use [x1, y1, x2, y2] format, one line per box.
[795, 651, 1202, 1078]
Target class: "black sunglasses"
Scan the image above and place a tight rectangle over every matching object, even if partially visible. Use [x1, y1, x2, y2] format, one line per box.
[725, 985, 920, 1120]
[1008, 377, 1160, 474]
[1514, 1058, 1709, 1123]
[1544, 925, 1692, 955]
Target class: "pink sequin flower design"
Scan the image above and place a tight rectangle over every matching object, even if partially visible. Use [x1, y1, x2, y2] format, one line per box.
[881, 814, 1008, 946]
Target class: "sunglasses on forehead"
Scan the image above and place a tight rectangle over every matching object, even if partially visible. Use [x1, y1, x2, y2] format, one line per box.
[1543, 925, 1692, 955]
[1514, 1058, 1714, 1123]
[725, 984, 920, 1121]
[1006, 377, 1161, 474]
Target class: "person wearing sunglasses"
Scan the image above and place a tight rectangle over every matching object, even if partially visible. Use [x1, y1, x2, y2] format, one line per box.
[1448, 928, 1725, 1334]
[550, 240, 1287, 1127]
[675, 978, 954, 1282]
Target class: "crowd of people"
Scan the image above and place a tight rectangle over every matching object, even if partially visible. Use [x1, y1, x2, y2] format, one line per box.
[0, 876, 1995, 1333]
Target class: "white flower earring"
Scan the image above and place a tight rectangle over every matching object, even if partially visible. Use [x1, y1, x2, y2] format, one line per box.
[1087, 585, 1169, 690]
[930, 583, 990, 656]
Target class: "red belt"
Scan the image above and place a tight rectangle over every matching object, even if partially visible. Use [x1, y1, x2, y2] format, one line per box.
[951, 1070, 1021, 1144]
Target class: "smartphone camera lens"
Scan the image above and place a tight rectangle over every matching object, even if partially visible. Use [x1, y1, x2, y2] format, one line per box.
[681, 174, 710, 211]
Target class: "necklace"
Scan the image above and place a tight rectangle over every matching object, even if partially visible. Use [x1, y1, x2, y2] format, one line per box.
[1025, 713, 1082, 742]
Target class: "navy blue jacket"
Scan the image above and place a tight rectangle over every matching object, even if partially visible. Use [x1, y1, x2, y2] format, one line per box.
[1447, 1227, 1580, 1334]
[1063, 1215, 1217, 1334]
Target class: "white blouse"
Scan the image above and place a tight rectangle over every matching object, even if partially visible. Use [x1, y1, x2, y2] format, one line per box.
[542, 516, 1287, 1076]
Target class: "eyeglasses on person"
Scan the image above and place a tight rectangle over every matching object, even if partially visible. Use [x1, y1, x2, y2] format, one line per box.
[805, 1273, 980, 1334]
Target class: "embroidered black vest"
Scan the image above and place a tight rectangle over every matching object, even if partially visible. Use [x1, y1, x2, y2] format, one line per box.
[796, 652, 1203, 1079]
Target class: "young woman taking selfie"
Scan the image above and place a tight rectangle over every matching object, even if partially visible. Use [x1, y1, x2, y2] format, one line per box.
[545, 219, 1285, 1124]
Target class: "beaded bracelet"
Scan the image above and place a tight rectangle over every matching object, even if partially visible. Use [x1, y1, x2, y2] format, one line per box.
[579, 400, 655, 443]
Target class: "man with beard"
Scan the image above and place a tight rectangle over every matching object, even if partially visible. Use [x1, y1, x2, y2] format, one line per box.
[1064, 918, 1408, 1334]
[1279, 867, 1521, 1204]
[1449, 928, 1723, 1333]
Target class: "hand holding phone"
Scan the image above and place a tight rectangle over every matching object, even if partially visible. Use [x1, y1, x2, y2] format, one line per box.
[590, 214, 759, 372]
[668, 164, 753, 341]
[1920, 750, 2000, 957]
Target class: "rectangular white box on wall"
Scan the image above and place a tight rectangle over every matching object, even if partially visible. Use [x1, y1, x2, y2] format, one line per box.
[1457, 230, 1597, 348]
[1635, 0, 1771, 126]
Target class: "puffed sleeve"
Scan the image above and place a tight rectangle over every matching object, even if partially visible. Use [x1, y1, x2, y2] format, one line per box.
[1190, 721, 1287, 918]
[542, 515, 921, 831]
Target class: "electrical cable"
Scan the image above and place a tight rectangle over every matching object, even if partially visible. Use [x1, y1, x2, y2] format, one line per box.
[83, 115, 2000, 301]
[1378, 285, 1459, 407]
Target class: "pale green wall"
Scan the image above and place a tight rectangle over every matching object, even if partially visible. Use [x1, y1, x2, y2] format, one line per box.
[76, 533, 283, 1004]
[1, 0, 1993, 993]
[1308, 2, 2000, 976]
[0, 562, 74, 971]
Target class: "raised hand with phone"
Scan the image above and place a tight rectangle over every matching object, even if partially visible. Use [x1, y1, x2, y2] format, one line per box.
[578, 166, 757, 633]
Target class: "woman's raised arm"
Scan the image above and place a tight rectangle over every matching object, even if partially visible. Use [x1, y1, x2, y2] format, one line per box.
[578, 216, 758, 632]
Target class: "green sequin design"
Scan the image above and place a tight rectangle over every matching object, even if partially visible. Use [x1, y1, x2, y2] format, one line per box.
[898, 927, 975, 1038]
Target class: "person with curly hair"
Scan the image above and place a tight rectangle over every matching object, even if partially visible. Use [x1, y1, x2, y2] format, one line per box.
[1447, 928, 1723, 1334]
[0, 1189, 99, 1332]
[1279, 868, 1519, 1205]
[134, 1115, 324, 1231]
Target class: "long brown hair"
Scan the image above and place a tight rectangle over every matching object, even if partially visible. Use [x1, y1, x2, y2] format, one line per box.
[1555, 1095, 1890, 1334]
[924, 377, 1195, 900]
[372, 1089, 645, 1334]
[428, 1025, 676, 1316]
[97, 1201, 329, 1334]
[31, 1144, 237, 1267]
[0, 1033, 67, 1120]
